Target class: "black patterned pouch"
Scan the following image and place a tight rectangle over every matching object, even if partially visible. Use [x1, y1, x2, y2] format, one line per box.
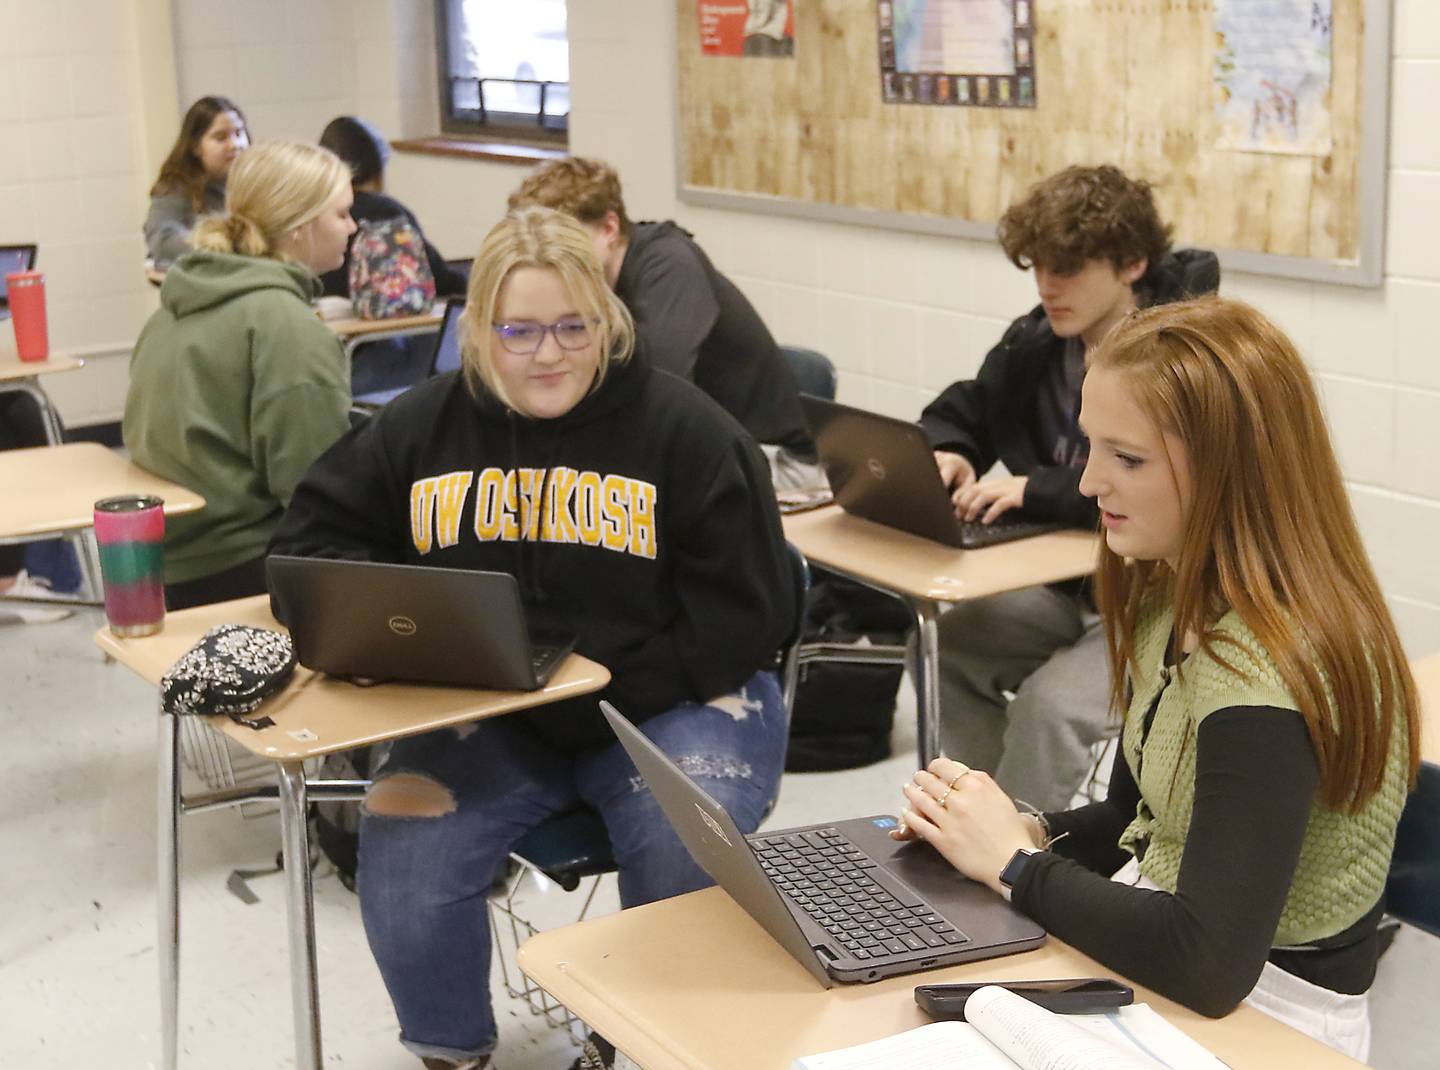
[160, 624, 297, 729]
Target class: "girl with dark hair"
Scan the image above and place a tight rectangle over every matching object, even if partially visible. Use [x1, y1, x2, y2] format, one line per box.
[316, 115, 467, 299]
[144, 96, 249, 268]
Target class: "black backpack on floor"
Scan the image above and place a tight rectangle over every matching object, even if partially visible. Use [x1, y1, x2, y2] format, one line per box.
[786, 569, 910, 772]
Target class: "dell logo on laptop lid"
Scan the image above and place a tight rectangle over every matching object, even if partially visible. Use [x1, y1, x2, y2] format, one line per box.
[388, 615, 417, 636]
[867, 457, 887, 481]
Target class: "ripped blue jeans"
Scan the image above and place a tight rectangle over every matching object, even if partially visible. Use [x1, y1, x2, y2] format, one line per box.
[357, 671, 788, 1064]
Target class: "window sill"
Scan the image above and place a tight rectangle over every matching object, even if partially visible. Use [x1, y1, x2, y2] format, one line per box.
[392, 136, 567, 166]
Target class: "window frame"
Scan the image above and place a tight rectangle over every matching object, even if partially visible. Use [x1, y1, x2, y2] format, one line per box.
[433, 0, 570, 144]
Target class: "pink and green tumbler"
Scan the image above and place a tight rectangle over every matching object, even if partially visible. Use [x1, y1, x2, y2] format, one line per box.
[94, 495, 165, 637]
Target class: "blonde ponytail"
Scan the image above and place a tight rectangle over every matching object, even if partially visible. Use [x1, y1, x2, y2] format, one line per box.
[189, 141, 349, 262]
[192, 212, 270, 256]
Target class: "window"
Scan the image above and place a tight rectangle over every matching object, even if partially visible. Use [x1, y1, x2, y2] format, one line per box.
[435, 0, 570, 141]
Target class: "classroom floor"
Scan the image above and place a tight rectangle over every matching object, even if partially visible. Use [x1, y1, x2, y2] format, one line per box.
[2, 604, 1436, 1069]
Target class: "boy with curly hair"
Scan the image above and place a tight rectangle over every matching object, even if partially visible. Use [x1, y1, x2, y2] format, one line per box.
[924, 164, 1218, 809]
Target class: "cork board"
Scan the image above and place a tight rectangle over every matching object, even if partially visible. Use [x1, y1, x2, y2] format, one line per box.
[675, 0, 1390, 286]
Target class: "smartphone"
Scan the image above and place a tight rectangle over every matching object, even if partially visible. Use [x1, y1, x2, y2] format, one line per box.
[914, 977, 1134, 1018]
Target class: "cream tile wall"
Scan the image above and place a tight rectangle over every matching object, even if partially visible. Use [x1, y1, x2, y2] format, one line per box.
[171, 0, 435, 144]
[0, 0, 158, 423]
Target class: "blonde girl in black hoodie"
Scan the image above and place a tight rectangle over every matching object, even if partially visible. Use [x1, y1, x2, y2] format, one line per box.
[271, 207, 796, 1070]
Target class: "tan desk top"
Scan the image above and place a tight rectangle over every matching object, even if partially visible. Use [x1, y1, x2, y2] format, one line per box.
[0, 443, 205, 539]
[519, 886, 1363, 1070]
[325, 307, 444, 340]
[783, 505, 1100, 603]
[0, 329, 84, 378]
[1413, 651, 1440, 765]
[95, 594, 612, 762]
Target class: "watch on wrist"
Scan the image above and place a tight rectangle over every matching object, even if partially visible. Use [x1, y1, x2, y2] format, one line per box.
[998, 848, 1037, 902]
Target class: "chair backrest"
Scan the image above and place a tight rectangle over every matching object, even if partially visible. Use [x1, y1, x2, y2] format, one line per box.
[1387, 760, 1440, 937]
[779, 542, 811, 714]
[780, 346, 837, 400]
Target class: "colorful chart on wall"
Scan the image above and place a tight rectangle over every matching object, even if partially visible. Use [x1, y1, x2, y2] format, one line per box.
[877, 0, 1036, 108]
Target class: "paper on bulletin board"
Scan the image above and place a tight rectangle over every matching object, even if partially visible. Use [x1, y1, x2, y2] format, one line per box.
[1213, 0, 1333, 155]
[698, 0, 795, 57]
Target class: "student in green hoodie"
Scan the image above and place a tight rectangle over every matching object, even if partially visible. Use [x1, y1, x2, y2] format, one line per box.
[124, 140, 356, 610]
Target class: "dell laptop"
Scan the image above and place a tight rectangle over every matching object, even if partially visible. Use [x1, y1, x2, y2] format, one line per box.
[0, 244, 38, 321]
[267, 556, 575, 690]
[353, 300, 465, 409]
[800, 395, 1068, 550]
[601, 701, 1044, 987]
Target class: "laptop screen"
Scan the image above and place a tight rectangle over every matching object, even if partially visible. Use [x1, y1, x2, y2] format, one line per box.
[0, 246, 37, 303]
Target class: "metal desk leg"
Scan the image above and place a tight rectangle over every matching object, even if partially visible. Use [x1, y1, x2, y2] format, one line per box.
[910, 599, 943, 769]
[277, 761, 322, 1070]
[75, 529, 104, 603]
[157, 705, 181, 1070]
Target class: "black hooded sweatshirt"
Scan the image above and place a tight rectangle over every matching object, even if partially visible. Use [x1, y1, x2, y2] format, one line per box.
[616, 221, 813, 456]
[269, 349, 796, 749]
[919, 249, 1220, 526]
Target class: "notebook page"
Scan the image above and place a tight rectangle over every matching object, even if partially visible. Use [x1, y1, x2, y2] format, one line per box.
[792, 1020, 1016, 1070]
[966, 986, 1164, 1070]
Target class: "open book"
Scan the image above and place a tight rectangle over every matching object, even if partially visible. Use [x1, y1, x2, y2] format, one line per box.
[793, 986, 1228, 1070]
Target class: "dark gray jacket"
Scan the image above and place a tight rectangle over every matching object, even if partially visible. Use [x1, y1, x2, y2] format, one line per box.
[920, 249, 1220, 527]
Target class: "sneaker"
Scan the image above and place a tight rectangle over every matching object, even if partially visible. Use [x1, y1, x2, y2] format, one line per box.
[570, 1032, 616, 1070]
[420, 1058, 488, 1070]
[0, 569, 70, 603]
[0, 571, 73, 623]
[0, 602, 73, 625]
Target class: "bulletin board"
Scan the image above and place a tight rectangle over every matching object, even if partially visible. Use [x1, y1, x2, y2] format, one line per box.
[675, 0, 1390, 286]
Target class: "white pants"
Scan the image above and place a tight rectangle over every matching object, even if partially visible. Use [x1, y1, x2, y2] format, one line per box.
[1109, 857, 1371, 1062]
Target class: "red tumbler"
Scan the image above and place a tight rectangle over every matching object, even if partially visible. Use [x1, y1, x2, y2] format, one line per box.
[6, 270, 49, 362]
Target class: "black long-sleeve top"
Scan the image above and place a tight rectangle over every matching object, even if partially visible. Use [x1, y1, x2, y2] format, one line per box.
[1011, 706, 1384, 1017]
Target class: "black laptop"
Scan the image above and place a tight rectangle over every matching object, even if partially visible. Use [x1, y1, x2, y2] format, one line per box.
[801, 396, 1067, 550]
[602, 702, 1044, 986]
[266, 556, 575, 690]
[0, 244, 38, 321]
[353, 300, 465, 409]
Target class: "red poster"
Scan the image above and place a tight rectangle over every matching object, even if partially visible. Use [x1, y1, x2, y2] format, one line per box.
[698, 1, 795, 58]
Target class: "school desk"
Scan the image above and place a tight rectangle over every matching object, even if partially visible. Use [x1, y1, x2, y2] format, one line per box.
[518, 885, 1365, 1070]
[782, 504, 1099, 767]
[95, 594, 610, 1070]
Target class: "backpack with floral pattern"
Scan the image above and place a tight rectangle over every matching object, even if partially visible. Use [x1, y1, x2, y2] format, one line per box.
[347, 216, 436, 319]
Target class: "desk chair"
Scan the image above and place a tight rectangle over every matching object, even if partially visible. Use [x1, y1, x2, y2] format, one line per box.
[781, 346, 837, 400]
[489, 544, 812, 1027]
[1386, 759, 1440, 938]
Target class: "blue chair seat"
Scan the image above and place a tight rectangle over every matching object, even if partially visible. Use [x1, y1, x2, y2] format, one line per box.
[511, 809, 614, 893]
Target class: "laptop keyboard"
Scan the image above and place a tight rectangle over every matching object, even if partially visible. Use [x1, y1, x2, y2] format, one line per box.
[752, 827, 970, 961]
[957, 514, 1065, 549]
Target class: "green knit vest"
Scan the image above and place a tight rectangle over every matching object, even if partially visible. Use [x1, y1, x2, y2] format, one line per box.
[1117, 597, 1410, 946]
